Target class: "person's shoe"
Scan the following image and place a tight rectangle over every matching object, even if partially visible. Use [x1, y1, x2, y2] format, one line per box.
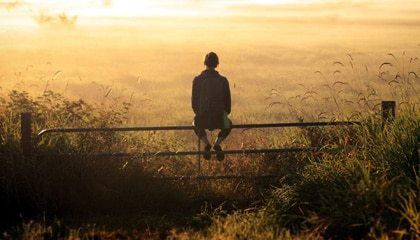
[203, 144, 212, 160]
[213, 145, 224, 161]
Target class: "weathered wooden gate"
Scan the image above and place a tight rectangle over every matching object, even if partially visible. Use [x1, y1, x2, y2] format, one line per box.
[20, 101, 396, 180]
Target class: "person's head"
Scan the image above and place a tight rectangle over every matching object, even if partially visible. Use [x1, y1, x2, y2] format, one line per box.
[204, 52, 219, 69]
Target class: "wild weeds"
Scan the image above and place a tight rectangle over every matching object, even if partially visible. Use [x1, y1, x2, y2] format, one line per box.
[262, 106, 419, 238]
[175, 53, 420, 239]
[267, 53, 419, 122]
[0, 53, 419, 238]
[0, 89, 191, 223]
[0, 88, 282, 228]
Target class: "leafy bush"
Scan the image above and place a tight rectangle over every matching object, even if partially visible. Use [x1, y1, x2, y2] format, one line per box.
[0, 90, 191, 227]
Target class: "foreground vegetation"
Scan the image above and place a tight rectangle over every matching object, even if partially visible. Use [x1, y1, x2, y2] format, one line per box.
[0, 88, 418, 239]
[1, 55, 419, 239]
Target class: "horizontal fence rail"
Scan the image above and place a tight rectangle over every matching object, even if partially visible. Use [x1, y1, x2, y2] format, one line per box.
[54, 147, 319, 158]
[34, 122, 351, 158]
[143, 174, 285, 181]
[36, 121, 359, 141]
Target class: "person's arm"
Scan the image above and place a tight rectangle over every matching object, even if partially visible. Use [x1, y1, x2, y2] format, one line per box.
[223, 78, 231, 114]
[192, 77, 200, 114]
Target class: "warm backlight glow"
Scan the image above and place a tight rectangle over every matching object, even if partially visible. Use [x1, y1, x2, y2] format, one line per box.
[1, 0, 324, 26]
[1, 0, 420, 27]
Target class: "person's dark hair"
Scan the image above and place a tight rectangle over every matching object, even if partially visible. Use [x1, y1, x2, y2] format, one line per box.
[204, 52, 219, 68]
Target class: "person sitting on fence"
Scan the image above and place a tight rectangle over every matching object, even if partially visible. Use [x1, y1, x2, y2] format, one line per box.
[192, 52, 232, 161]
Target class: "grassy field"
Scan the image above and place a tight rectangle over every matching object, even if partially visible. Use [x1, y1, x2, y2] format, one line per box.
[1, 13, 419, 239]
[2, 16, 420, 123]
[0, 88, 418, 239]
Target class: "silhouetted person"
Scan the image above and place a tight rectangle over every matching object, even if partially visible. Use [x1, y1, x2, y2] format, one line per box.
[192, 52, 232, 161]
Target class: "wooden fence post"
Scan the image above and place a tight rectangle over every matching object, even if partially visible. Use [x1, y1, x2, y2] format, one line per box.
[381, 101, 396, 128]
[417, 144, 420, 165]
[197, 136, 201, 175]
[21, 112, 32, 158]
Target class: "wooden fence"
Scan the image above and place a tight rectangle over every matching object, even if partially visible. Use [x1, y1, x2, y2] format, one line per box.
[19, 101, 396, 180]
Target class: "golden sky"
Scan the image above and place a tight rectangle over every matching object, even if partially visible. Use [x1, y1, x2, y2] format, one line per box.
[3, 0, 310, 18]
[1, 0, 420, 27]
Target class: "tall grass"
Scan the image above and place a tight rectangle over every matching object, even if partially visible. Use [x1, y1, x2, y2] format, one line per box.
[1, 54, 419, 238]
[0, 90, 189, 225]
[174, 54, 420, 239]
[170, 108, 419, 239]
[2, 101, 418, 238]
[269, 110, 419, 238]
[0, 89, 281, 230]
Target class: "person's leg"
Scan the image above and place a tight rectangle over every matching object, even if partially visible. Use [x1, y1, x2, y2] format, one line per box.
[193, 116, 211, 146]
[193, 126, 212, 160]
[194, 127, 210, 146]
[213, 120, 232, 161]
[214, 120, 232, 146]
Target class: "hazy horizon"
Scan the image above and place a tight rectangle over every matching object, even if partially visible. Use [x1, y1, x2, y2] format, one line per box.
[1, 0, 419, 124]
[1, 0, 420, 28]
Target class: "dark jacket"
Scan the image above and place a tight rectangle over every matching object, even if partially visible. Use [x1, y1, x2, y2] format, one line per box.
[192, 69, 231, 129]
